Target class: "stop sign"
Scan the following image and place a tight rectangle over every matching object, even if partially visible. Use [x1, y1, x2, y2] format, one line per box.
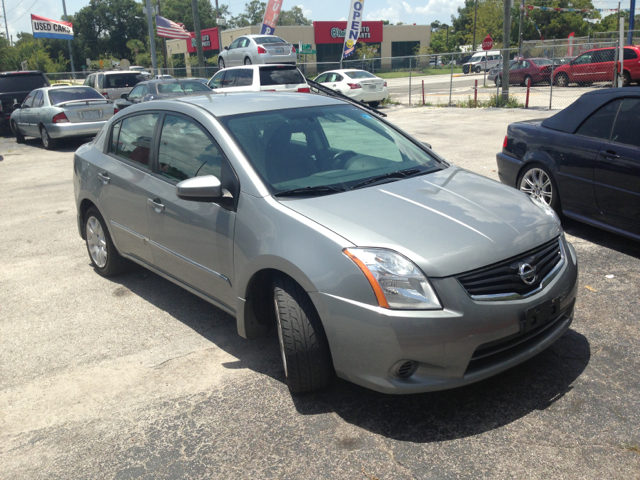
[482, 35, 494, 51]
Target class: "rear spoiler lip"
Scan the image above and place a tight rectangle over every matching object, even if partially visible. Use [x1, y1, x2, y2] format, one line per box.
[54, 99, 112, 107]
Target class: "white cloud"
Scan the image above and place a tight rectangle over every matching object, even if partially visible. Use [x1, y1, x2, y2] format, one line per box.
[415, 0, 465, 16]
[402, 2, 413, 13]
[296, 5, 313, 19]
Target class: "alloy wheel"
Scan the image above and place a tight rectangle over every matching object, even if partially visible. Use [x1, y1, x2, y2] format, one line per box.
[40, 127, 49, 148]
[520, 168, 553, 206]
[86, 216, 108, 268]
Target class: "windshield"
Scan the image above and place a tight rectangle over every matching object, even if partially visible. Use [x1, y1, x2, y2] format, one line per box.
[48, 87, 104, 104]
[220, 104, 444, 195]
[344, 70, 376, 79]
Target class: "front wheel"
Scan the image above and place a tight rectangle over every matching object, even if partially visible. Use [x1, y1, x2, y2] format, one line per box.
[11, 121, 25, 143]
[244, 57, 252, 65]
[218, 57, 225, 69]
[85, 207, 128, 277]
[555, 73, 569, 87]
[273, 275, 333, 394]
[518, 164, 560, 212]
[474, 65, 482, 74]
[40, 125, 58, 150]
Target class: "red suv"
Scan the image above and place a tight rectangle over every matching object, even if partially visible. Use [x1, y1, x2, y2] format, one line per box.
[552, 45, 640, 87]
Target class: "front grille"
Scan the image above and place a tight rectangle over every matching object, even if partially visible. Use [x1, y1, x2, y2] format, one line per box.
[456, 237, 563, 298]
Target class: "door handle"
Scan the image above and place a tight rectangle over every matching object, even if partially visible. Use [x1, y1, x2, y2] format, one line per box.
[97, 172, 110, 184]
[603, 150, 620, 160]
[148, 197, 165, 213]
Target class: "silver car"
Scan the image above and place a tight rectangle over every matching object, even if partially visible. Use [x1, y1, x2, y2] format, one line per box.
[218, 35, 297, 69]
[10, 86, 117, 150]
[73, 92, 578, 395]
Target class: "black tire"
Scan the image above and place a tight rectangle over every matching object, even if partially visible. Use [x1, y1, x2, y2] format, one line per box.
[244, 57, 252, 65]
[40, 125, 58, 150]
[517, 163, 561, 213]
[84, 207, 128, 277]
[218, 58, 225, 69]
[272, 275, 333, 394]
[555, 73, 569, 87]
[474, 65, 482, 74]
[622, 71, 631, 87]
[11, 121, 25, 143]
[368, 101, 380, 108]
[524, 75, 532, 87]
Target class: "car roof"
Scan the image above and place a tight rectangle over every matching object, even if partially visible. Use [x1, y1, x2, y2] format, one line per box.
[541, 87, 640, 133]
[218, 64, 298, 71]
[167, 91, 345, 117]
[243, 34, 285, 39]
[0, 70, 46, 76]
[318, 69, 371, 74]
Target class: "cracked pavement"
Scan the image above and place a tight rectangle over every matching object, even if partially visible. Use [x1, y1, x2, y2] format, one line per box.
[1, 108, 639, 479]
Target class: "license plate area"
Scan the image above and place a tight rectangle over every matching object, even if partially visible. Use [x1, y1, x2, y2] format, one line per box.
[275, 48, 284, 53]
[80, 110, 100, 119]
[368, 85, 376, 90]
[523, 296, 561, 333]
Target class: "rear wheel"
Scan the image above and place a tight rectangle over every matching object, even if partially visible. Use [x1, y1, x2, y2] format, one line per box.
[272, 275, 333, 394]
[40, 125, 58, 150]
[555, 73, 569, 87]
[11, 121, 25, 143]
[474, 65, 482, 74]
[85, 207, 128, 277]
[622, 71, 631, 87]
[244, 57, 252, 65]
[218, 57, 225, 69]
[518, 164, 560, 212]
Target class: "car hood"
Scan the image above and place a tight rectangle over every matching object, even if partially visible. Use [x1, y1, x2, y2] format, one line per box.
[280, 166, 561, 277]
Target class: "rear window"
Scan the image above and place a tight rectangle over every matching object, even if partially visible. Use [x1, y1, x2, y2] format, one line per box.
[533, 59, 552, 66]
[157, 81, 210, 94]
[253, 36, 286, 44]
[48, 87, 104, 104]
[259, 66, 305, 86]
[104, 73, 144, 89]
[0, 74, 49, 92]
[344, 71, 376, 79]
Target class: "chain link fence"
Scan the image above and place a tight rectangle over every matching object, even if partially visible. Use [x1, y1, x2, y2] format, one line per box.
[44, 40, 629, 110]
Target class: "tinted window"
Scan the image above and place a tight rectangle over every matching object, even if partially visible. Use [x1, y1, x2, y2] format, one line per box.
[33, 91, 44, 108]
[223, 70, 238, 87]
[610, 98, 640, 148]
[49, 87, 104, 104]
[624, 48, 638, 60]
[158, 115, 223, 181]
[105, 73, 144, 89]
[593, 49, 615, 63]
[114, 114, 159, 168]
[344, 71, 376, 79]
[259, 66, 305, 85]
[209, 71, 226, 89]
[0, 74, 49, 92]
[235, 69, 253, 87]
[22, 92, 35, 108]
[253, 36, 286, 44]
[576, 99, 622, 140]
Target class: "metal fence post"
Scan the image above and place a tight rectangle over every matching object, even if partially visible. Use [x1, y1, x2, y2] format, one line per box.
[409, 56, 412, 105]
[449, 54, 454, 106]
[549, 39, 555, 110]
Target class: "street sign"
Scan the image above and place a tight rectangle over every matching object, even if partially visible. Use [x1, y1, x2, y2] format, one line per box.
[300, 49, 316, 55]
[300, 43, 312, 51]
[99, 60, 104, 69]
[120, 59, 131, 70]
[86, 57, 91, 67]
[482, 35, 493, 51]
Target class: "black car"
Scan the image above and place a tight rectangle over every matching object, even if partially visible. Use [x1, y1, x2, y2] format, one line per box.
[497, 88, 640, 241]
[0, 71, 50, 128]
[115, 78, 212, 109]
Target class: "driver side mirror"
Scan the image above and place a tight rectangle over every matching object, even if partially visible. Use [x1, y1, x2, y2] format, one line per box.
[224, 46, 229, 50]
[176, 175, 222, 201]
[120, 92, 129, 99]
[13, 103, 21, 109]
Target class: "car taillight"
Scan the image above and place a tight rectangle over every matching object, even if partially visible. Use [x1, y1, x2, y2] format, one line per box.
[503, 135, 508, 148]
[347, 83, 362, 89]
[257, 46, 267, 54]
[52, 112, 69, 124]
[292, 46, 296, 53]
[102, 92, 109, 98]
[114, 106, 119, 114]
[383, 81, 388, 87]
[297, 87, 310, 93]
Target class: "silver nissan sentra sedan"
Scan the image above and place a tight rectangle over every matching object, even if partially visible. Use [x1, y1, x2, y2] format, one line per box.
[73, 91, 578, 395]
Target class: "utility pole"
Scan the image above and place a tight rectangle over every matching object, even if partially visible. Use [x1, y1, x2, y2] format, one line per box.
[146, 0, 158, 76]
[2, 0, 9, 42]
[215, 0, 223, 63]
[502, 0, 512, 102]
[157, 0, 168, 70]
[61, 0, 76, 79]
[518, 0, 524, 56]
[472, 0, 478, 51]
[630, 0, 636, 45]
[191, 0, 205, 76]
[446, 24, 449, 51]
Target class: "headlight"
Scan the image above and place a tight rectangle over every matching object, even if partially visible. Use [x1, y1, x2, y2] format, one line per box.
[530, 196, 561, 225]
[344, 248, 442, 310]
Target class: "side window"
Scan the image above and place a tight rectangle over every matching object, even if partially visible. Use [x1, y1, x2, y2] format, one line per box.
[573, 52, 593, 65]
[576, 99, 622, 141]
[129, 85, 146, 99]
[158, 115, 223, 182]
[228, 38, 240, 50]
[209, 71, 226, 89]
[33, 91, 44, 108]
[97, 75, 104, 90]
[334, 74, 344, 82]
[610, 98, 640, 148]
[624, 48, 638, 60]
[239, 38, 250, 48]
[236, 68, 253, 87]
[22, 92, 35, 108]
[315, 73, 328, 83]
[114, 113, 159, 168]
[84, 76, 91, 87]
[522, 61, 530, 69]
[223, 70, 238, 87]
[111, 121, 121, 152]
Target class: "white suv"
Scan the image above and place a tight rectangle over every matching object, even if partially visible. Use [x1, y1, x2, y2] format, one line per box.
[207, 65, 309, 93]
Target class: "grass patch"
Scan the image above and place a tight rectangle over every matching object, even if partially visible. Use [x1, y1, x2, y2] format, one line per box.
[450, 94, 524, 108]
[376, 67, 463, 79]
[381, 95, 401, 106]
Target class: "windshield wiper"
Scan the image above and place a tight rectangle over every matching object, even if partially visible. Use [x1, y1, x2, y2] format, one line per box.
[274, 185, 346, 197]
[350, 168, 429, 190]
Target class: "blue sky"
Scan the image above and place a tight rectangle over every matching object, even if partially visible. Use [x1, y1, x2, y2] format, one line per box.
[2, 0, 631, 42]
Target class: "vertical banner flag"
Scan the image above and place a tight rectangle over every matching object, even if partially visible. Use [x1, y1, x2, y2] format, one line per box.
[260, 0, 283, 35]
[31, 14, 73, 40]
[342, 0, 364, 59]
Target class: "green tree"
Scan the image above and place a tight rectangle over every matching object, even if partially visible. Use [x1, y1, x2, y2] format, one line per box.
[230, 0, 266, 28]
[515, 0, 597, 44]
[159, 0, 224, 31]
[277, 6, 312, 26]
[127, 39, 145, 64]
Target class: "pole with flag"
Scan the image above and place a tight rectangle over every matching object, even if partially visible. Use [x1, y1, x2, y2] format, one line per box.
[155, 14, 191, 39]
[145, 0, 158, 76]
[342, 0, 365, 67]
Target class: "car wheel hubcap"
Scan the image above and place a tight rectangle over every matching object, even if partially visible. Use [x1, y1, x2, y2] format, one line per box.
[520, 168, 553, 206]
[41, 128, 48, 147]
[274, 298, 288, 378]
[86, 216, 108, 268]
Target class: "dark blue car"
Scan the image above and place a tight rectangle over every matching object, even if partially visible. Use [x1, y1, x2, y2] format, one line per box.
[497, 88, 640, 242]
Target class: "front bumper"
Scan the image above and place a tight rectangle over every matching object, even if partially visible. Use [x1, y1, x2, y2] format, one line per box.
[45, 121, 106, 139]
[311, 238, 579, 394]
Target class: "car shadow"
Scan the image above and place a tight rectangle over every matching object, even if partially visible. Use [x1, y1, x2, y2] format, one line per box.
[562, 217, 640, 259]
[103, 260, 590, 443]
[20, 135, 93, 153]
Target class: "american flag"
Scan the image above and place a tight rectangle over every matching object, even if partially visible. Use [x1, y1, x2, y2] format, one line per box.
[155, 15, 191, 39]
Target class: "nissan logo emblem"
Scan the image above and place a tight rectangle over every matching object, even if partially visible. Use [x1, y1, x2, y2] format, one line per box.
[518, 263, 537, 285]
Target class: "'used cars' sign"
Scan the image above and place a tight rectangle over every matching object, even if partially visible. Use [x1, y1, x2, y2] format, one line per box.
[31, 14, 73, 40]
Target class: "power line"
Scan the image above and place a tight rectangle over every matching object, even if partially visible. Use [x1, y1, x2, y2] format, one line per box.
[5, 0, 26, 16]
[9, 0, 39, 24]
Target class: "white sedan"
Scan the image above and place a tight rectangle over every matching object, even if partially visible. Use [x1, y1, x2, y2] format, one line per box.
[313, 69, 388, 108]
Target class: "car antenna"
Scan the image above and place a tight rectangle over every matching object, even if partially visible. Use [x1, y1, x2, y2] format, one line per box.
[306, 78, 387, 117]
